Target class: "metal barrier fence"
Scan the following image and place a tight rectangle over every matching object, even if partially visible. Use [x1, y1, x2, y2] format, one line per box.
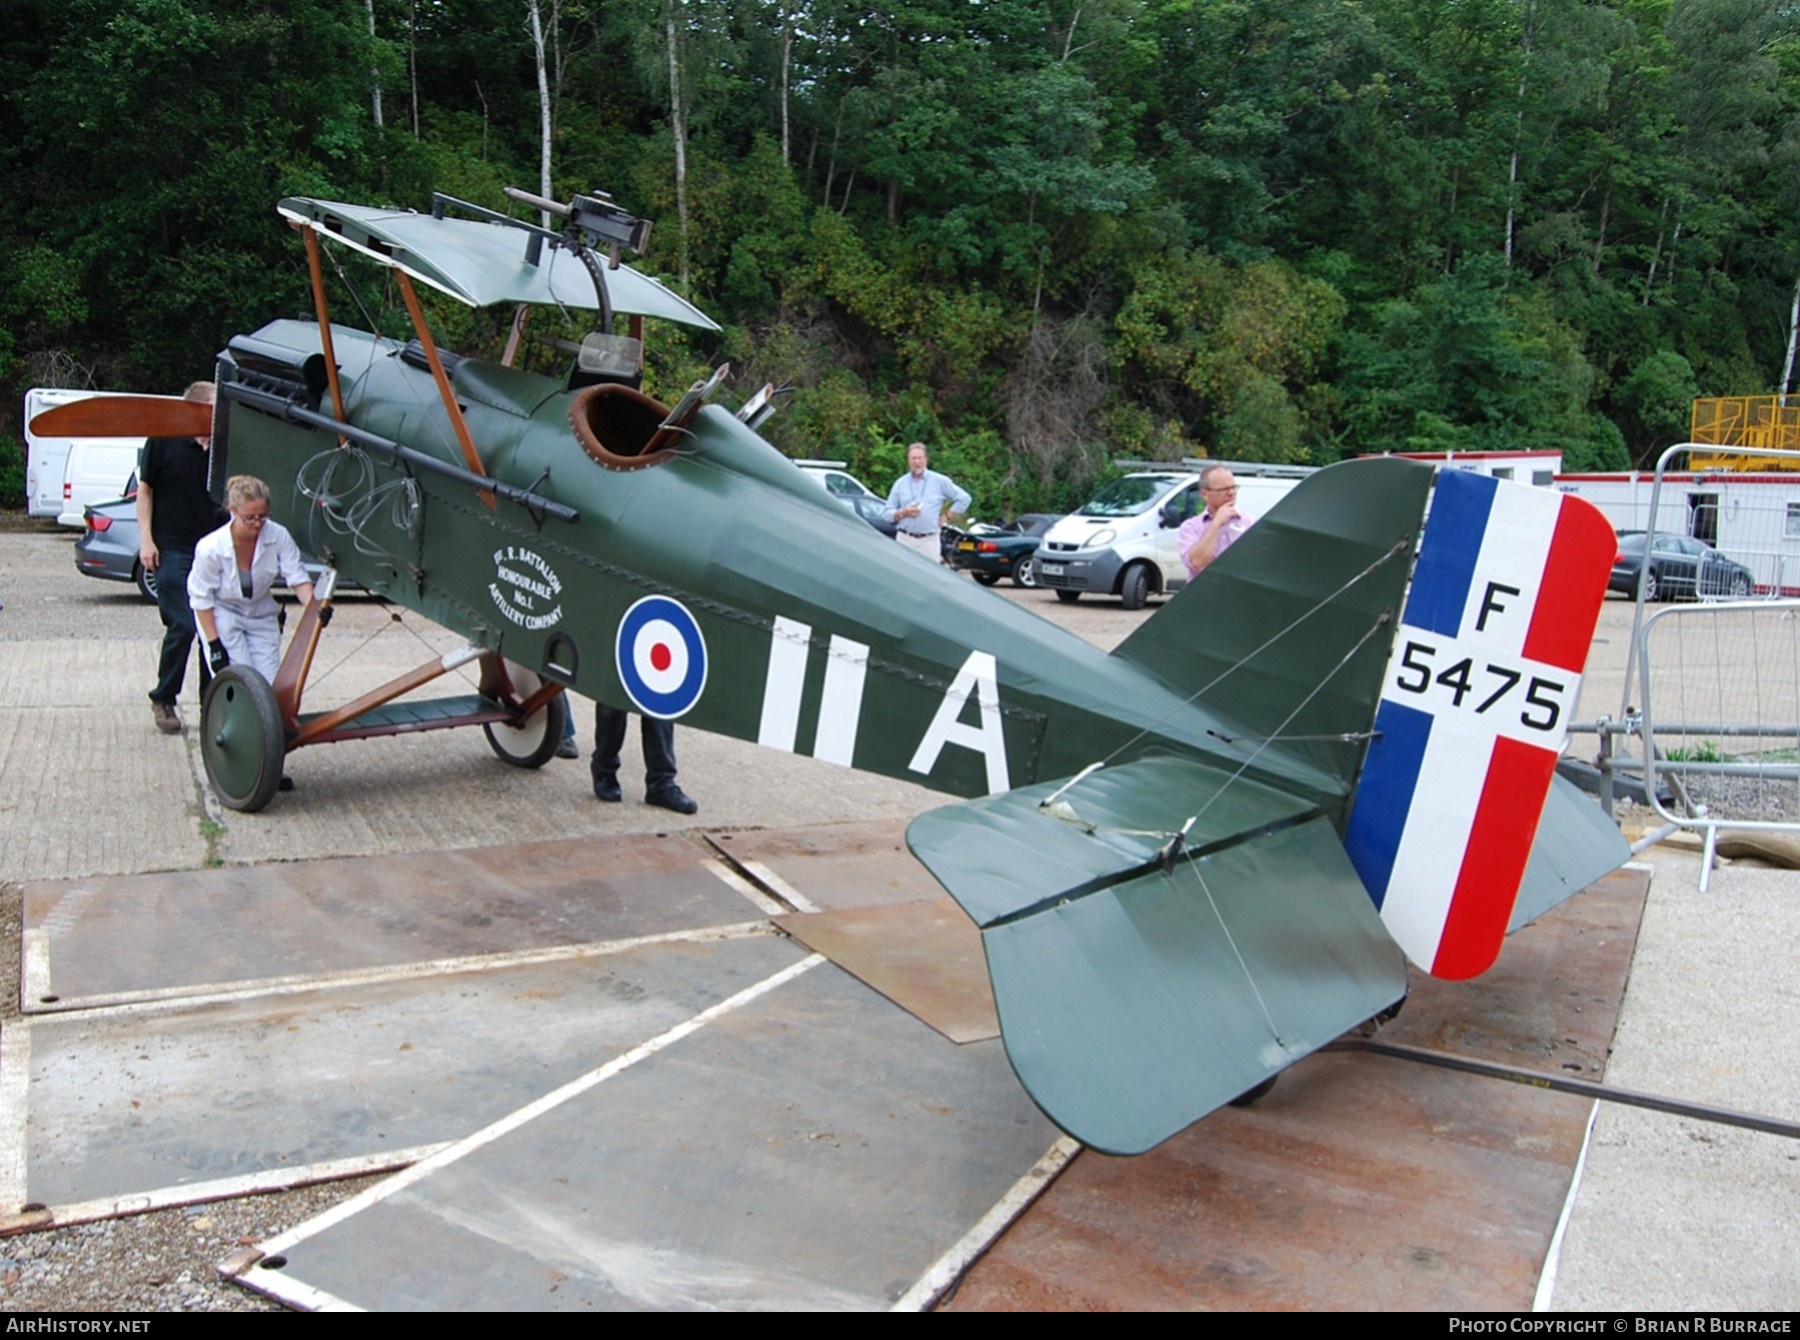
[1596, 443, 1800, 889]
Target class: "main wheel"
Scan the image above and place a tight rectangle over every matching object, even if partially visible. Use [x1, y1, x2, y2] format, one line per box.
[201, 667, 286, 813]
[1228, 1075, 1279, 1107]
[972, 571, 1000, 586]
[134, 561, 156, 604]
[1640, 569, 1658, 602]
[483, 661, 569, 769]
[1055, 589, 1081, 604]
[1119, 563, 1151, 611]
[1731, 572, 1752, 597]
[1013, 556, 1038, 589]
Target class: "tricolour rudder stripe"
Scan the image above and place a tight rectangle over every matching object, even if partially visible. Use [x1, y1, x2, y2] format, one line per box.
[1523, 495, 1617, 673]
[1430, 735, 1561, 979]
[1346, 473, 1614, 980]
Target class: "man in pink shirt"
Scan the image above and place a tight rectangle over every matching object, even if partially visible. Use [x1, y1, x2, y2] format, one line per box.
[1177, 465, 1255, 578]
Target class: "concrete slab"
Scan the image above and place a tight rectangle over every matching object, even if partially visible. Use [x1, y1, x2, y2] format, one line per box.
[17, 931, 798, 1213]
[21, 834, 763, 1009]
[235, 957, 1060, 1311]
[0, 705, 208, 884]
[1548, 851, 1800, 1310]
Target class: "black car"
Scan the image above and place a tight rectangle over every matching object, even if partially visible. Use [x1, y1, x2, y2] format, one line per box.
[948, 514, 1059, 588]
[836, 493, 899, 539]
[1609, 532, 1755, 602]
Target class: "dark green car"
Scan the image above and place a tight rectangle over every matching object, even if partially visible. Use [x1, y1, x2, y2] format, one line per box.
[948, 514, 1060, 588]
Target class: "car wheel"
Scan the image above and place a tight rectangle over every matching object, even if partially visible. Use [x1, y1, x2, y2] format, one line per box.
[1731, 572, 1752, 597]
[1013, 556, 1038, 589]
[1119, 563, 1151, 611]
[201, 667, 286, 812]
[1640, 569, 1658, 602]
[1055, 589, 1081, 604]
[134, 561, 157, 604]
[971, 571, 1000, 586]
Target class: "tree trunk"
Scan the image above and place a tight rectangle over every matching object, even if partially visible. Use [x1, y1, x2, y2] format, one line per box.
[667, 0, 690, 289]
[1643, 196, 1672, 305]
[780, 17, 793, 166]
[409, 0, 421, 138]
[1782, 273, 1800, 398]
[1504, 0, 1536, 268]
[529, 0, 554, 225]
[365, 0, 383, 130]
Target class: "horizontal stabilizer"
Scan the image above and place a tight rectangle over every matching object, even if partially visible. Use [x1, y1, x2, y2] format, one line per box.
[907, 756, 1406, 1154]
[1509, 773, 1632, 933]
[28, 395, 212, 440]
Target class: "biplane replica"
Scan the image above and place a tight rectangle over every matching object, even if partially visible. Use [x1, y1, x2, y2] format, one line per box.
[33, 189, 1629, 1155]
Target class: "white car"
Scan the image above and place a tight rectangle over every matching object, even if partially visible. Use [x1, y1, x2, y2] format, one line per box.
[1035, 470, 1301, 609]
[795, 458, 879, 501]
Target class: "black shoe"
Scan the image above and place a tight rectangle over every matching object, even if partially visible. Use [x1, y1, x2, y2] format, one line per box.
[593, 776, 622, 803]
[555, 739, 579, 760]
[645, 786, 698, 816]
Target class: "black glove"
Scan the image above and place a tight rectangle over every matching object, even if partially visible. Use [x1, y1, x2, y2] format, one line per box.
[207, 639, 231, 674]
[317, 603, 334, 628]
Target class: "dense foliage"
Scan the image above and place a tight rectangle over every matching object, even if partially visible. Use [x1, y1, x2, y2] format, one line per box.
[6, 0, 1800, 515]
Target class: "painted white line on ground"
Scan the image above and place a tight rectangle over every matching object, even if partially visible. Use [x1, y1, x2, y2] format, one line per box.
[19, 930, 50, 1012]
[0, 1021, 32, 1214]
[891, 1135, 1083, 1312]
[700, 856, 788, 917]
[18, 1144, 452, 1236]
[1534, 1099, 1601, 1312]
[25, 920, 778, 1020]
[250, 953, 826, 1263]
[741, 859, 822, 915]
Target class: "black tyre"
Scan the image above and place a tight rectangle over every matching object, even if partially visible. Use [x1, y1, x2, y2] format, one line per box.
[135, 561, 156, 604]
[1228, 1075, 1279, 1108]
[1119, 563, 1151, 611]
[971, 571, 1001, 586]
[1641, 569, 1658, 602]
[484, 669, 569, 769]
[201, 667, 286, 813]
[1055, 589, 1081, 604]
[1013, 556, 1038, 589]
[1731, 572, 1752, 597]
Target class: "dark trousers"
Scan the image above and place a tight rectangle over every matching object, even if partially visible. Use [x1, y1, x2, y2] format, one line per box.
[149, 550, 211, 706]
[591, 704, 678, 792]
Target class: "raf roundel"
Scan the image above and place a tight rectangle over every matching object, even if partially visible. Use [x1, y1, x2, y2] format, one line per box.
[615, 595, 708, 719]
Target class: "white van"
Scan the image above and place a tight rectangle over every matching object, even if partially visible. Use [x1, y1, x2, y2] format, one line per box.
[58, 439, 142, 527]
[1034, 468, 1302, 608]
[23, 388, 143, 523]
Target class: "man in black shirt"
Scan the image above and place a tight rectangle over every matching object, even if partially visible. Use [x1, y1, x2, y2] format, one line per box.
[138, 381, 224, 733]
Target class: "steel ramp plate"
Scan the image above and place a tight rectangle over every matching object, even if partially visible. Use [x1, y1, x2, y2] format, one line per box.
[21, 835, 752, 1009]
[19, 932, 798, 1210]
[943, 866, 1649, 1310]
[707, 821, 946, 910]
[235, 957, 1060, 1311]
[774, 898, 998, 1043]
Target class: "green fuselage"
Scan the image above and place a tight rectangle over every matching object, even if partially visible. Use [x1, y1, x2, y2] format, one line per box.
[217, 318, 1360, 816]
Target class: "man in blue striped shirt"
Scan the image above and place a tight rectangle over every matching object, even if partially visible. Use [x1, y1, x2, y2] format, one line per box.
[886, 443, 971, 564]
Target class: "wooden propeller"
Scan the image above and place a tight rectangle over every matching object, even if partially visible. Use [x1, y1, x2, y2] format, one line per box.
[29, 396, 214, 439]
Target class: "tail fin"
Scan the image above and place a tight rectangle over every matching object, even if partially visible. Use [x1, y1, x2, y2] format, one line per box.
[1342, 470, 1616, 979]
[1111, 456, 1434, 795]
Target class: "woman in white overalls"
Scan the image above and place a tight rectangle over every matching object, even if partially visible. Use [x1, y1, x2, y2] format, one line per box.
[188, 475, 315, 683]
